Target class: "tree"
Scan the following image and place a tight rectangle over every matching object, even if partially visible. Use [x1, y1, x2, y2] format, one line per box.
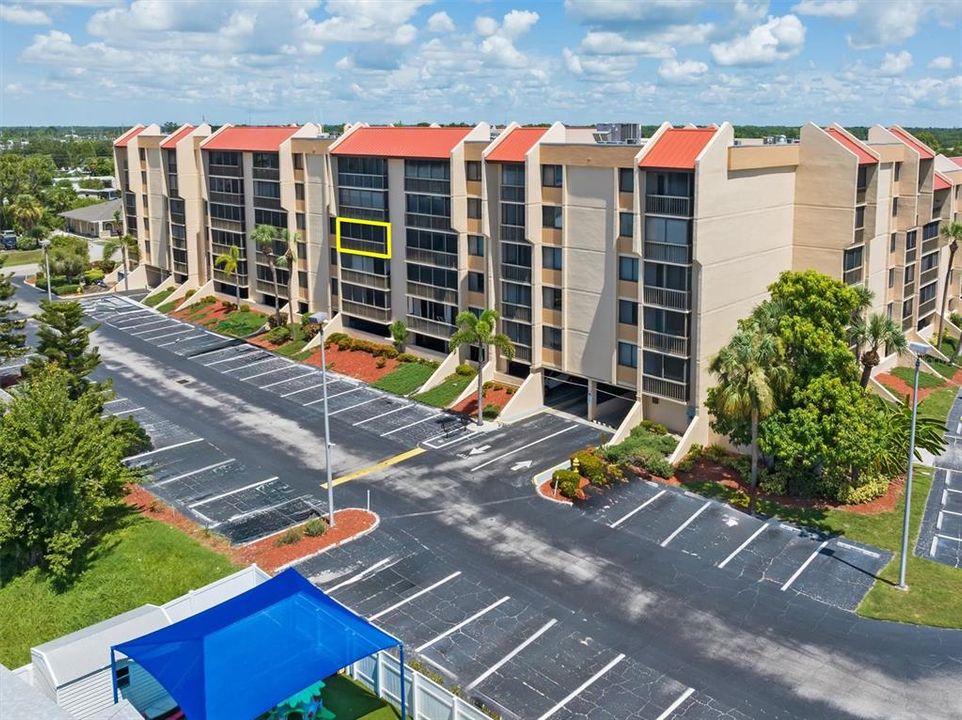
[252, 224, 284, 326]
[937, 220, 962, 352]
[24, 300, 100, 399]
[8, 193, 45, 235]
[161, 121, 180, 134]
[0, 365, 139, 582]
[708, 324, 789, 513]
[852, 313, 907, 388]
[103, 218, 139, 292]
[214, 244, 243, 307]
[874, 398, 945, 478]
[0, 255, 27, 362]
[84, 156, 113, 176]
[390, 319, 409, 352]
[272, 229, 300, 326]
[449, 309, 515, 426]
[44, 181, 79, 215]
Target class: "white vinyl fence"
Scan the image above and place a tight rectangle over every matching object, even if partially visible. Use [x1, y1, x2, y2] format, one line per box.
[349, 651, 495, 720]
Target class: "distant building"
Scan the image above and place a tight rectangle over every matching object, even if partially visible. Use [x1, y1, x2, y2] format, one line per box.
[59, 199, 122, 239]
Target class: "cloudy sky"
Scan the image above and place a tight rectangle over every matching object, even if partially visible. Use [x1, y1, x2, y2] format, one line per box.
[1, 0, 960, 127]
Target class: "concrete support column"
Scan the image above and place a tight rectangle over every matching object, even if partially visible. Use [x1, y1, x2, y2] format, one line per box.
[587, 379, 598, 422]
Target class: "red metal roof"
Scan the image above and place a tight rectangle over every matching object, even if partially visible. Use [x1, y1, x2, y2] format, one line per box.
[950, 156, 962, 169]
[934, 172, 952, 192]
[114, 126, 145, 148]
[638, 127, 717, 170]
[888, 126, 935, 159]
[825, 128, 877, 165]
[202, 126, 300, 152]
[331, 126, 472, 159]
[486, 127, 548, 163]
[160, 125, 195, 150]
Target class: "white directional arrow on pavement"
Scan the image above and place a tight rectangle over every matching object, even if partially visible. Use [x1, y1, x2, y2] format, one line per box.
[510, 460, 533, 471]
[468, 444, 492, 456]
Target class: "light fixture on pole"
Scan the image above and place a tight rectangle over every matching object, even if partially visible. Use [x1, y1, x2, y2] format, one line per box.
[310, 311, 335, 527]
[39, 238, 52, 303]
[899, 339, 932, 590]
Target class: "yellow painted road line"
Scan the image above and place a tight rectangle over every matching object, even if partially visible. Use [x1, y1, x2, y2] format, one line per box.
[325, 447, 425, 488]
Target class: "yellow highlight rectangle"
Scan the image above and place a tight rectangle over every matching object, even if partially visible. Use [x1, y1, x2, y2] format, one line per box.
[335, 216, 392, 259]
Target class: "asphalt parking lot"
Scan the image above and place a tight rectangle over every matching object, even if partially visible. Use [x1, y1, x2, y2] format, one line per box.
[581, 479, 891, 611]
[298, 530, 748, 720]
[917, 388, 962, 569]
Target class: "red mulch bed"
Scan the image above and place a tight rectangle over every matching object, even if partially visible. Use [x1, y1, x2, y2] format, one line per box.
[303, 344, 398, 383]
[451, 384, 516, 415]
[875, 372, 940, 403]
[125, 485, 377, 573]
[248, 333, 281, 350]
[171, 301, 232, 328]
[537, 476, 589, 502]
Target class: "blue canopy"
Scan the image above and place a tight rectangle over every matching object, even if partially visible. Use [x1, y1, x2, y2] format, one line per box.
[112, 567, 403, 720]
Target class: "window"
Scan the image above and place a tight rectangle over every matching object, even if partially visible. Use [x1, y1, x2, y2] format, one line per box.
[644, 307, 686, 335]
[331, 278, 338, 295]
[209, 150, 239, 167]
[618, 299, 638, 325]
[407, 263, 457, 289]
[543, 246, 562, 270]
[295, 183, 305, 200]
[542, 164, 562, 188]
[888, 268, 896, 289]
[890, 233, 897, 252]
[468, 234, 484, 256]
[921, 251, 938, 272]
[293, 154, 303, 170]
[502, 282, 531, 306]
[330, 247, 338, 264]
[296, 213, 305, 231]
[619, 256, 639, 281]
[892, 197, 899, 216]
[543, 286, 562, 311]
[644, 352, 687, 382]
[855, 205, 865, 229]
[619, 212, 634, 238]
[843, 246, 863, 271]
[887, 302, 893, 319]
[542, 205, 562, 229]
[543, 326, 562, 350]
[644, 262, 688, 291]
[647, 171, 691, 197]
[466, 161, 482, 181]
[645, 216, 689, 244]
[894, 162, 902, 182]
[115, 665, 131, 690]
[920, 282, 936, 303]
[254, 181, 280, 199]
[468, 271, 485, 293]
[619, 168, 633, 194]
[253, 152, 279, 169]
[857, 165, 868, 190]
[502, 242, 531, 267]
[467, 198, 481, 219]
[902, 298, 913, 318]
[906, 230, 917, 250]
[617, 342, 638, 368]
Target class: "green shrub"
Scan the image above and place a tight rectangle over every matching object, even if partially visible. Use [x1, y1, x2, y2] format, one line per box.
[267, 314, 285, 329]
[729, 488, 750, 510]
[266, 326, 290, 344]
[374, 356, 387, 369]
[382, 346, 399, 359]
[676, 443, 703, 472]
[397, 352, 419, 363]
[552, 469, 582, 499]
[759, 467, 789, 496]
[326, 332, 349, 346]
[570, 449, 608, 486]
[302, 322, 320, 341]
[221, 301, 238, 313]
[83, 268, 105, 284]
[952, 311, 962, 328]
[422, 359, 440, 369]
[185, 289, 196, 298]
[273, 527, 303, 547]
[831, 474, 890, 505]
[303, 518, 327, 537]
[637, 453, 674, 479]
[638, 419, 668, 435]
[455, 363, 477, 377]
[238, 303, 249, 311]
[482, 403, 500, 420]
[53, 284, 81, 296]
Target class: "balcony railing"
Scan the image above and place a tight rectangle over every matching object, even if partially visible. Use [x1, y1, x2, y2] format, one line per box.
[501, 303, 532, 323]
[922, 237, 940, 256]
[405, 247, 457, 268]
[406, 315, 455, 339]
[903, 282, 915, 298]
[843, 267, 863, 286]
[906, 247, 917, 263]
[252, 167, 280, 181]
[209, 163, 243, 177]
[918, 297, 937, 317]
[405, 213, 451, 231]
[643, 286, 690, 311]
[902, 316, 913, 331]
[406, 281, 457, 305]
[341, 269, 389, 289]
[256, 278, 288, 297]
[213, 268, 248, 285]
[643, 330, 689, 356]
[341, 300, 391, 323]
[513, 345, 532, 363]
[404, 178, 450, 195]
[501, 265, 532, 283]
[645, 195, 691, 217]
[208, 191, 244, 206]
[644, 241, 690, 265]
[643, 375, 688, 402]
[209, 217, 245, 233]
[919, 267, 939, 287]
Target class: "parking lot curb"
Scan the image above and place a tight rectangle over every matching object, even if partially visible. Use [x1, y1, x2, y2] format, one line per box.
[275, 509, 381, 574]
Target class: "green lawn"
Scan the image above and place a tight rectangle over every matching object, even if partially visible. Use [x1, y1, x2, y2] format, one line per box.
[321, 674, 402, 720]
[215, 310, 268, 337]
[157, 300, 180, 313]
[413, 373, 474, 408]
[926, 357, 957, 379]
[276, 339, 309, 358]
[890, 366, 945, 389]
[0, 249, 43, 266]
[143, 287, 175, 308]
[372, 362, 435, 396]
[0, 513, 238, 667]
[919, 385, 958, 426]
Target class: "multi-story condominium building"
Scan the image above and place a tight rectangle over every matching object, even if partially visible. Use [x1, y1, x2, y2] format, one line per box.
[115, 122, 961, 445]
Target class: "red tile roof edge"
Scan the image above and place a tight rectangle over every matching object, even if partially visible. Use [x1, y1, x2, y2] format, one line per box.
[330, 126, 473, 159]
[160, 125, 195, 150]
[949, 156, 962, 169]
[201, 126, 301, 152]
[934, 172, 952, 192]
[114, 126, 146, 148]
[825, 128, 878, 165]
[888, 126, 935, 159]
[486, 127, 549, 163]
[638, 127, 717, 170]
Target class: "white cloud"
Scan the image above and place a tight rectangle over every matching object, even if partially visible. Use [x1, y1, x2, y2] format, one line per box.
[562, 47, 636, 79]
[844, 0, 962, 49]
[473, 10, 539, 68]
[0, 4, 52, 24]
[658, 55, 709, 84]
[879, 50, 912, 76]
[565, 0, 705, 25]
[473, 16, 498, 37]
[928, 56, 954, 70]
[579, 23, 713, 58]
[427, 11, 454, 33]
[791, 0, 857, 18]
[501, 10, 539, 39]
[711, 14, 806, 65]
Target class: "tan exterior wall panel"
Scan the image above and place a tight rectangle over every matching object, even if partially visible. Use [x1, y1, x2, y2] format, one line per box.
[727, 145, 799, 171]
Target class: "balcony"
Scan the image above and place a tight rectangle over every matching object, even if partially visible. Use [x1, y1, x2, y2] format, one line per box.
[922, 237, 940, 256]
[256, 278, 288, 297]
[404, 177, 450, 195]
[252, 167, 279, 181]
[919, 297, 937, 317]
[501, 303, 532, 323]
[213, 268, 248, 285]
[405, 247, 457, 268]
[341, 300, 391, 323]
[906, 247, 917, 264]
[643, 375, 688, 402]
[903, 282, 915, 298]
[501, 264, 532, 283]
[643, 286, 690, 311]
[341, 269, 389, 289]
[406, 281, 457, 305]
[405, 213, 451, 231]
[209, 163, 242, 177]
[644, 241, 690, 265]
[406, 315, 455, 339]
[513, 345, 532, 363]
[919, 267, 939, 287]
[253, 196, 282, 211]
[209, 217, 245, 233]
[843, 267, 863, 286]
[645, 194, 691, 217]
[643, 330, 689, 356]
[902, 316, 913, 331]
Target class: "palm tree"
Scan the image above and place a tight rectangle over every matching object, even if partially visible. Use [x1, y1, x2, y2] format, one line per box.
[214, 244, 243, 307]
[102, 231, 140, 293]
[937, 220, 962, 354]
[851, 313, 907, 388]
[273, 229, 300, 327]
[251, 224, 283, 326]
[449, 309, 515, 426]
[709, 324, 789, 514]
[390, 320, 409, 352]
[8, 194, 45, 236]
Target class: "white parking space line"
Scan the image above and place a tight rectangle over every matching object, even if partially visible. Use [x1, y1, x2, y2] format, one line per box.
[158, 334, 206, 347]
[353, 404, 411, 426]
[281, 381, 326, 397]
[936, 532, 962, 543]
[304, 386, 362, 405]
[660, 501, 712, 547]
[328, 396, 380, 415]
[222, 357, 276, 373]
[465, 618, 558, 691]
[381, 413, 438, 437]
[128, 320, 173, 334]
[655, 687, 696, 720]
[718, 522, 771, 568]
[260, 370, 316, 389]
[325, 557, 395, 594]
[470, 426, 577, 472]
[152, 459, 235, 487]
[219, 495, 307, 526]
[780, 540, 829, 591]
[609, 490, 666, 529]
[931, 536, 939, 556]
[138, 327, 194, 342]
[188, 476, 278, 509]
[202, 350, 260, 366]
[102, 397, 127, 406]
[105, 405, 144, 415]
[535, 652, 626, 720]
[369, 572, 461, 621]
[416, 596, 511, 652]
[241, 364, 295, 381]
[191, 346, 238, 361]
[125, 437, 203, 461]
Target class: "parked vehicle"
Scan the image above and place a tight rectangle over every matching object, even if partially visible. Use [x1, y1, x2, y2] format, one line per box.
[1, 230, 17, 250]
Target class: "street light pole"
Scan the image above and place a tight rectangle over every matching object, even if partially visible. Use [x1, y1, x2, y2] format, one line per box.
[899, 341, 931, 590]
[39, 238, 51, 303]
[311, 312, 335, 527]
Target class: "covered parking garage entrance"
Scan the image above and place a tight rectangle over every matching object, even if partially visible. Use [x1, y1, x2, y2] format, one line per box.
[542, 369, 635, 428]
